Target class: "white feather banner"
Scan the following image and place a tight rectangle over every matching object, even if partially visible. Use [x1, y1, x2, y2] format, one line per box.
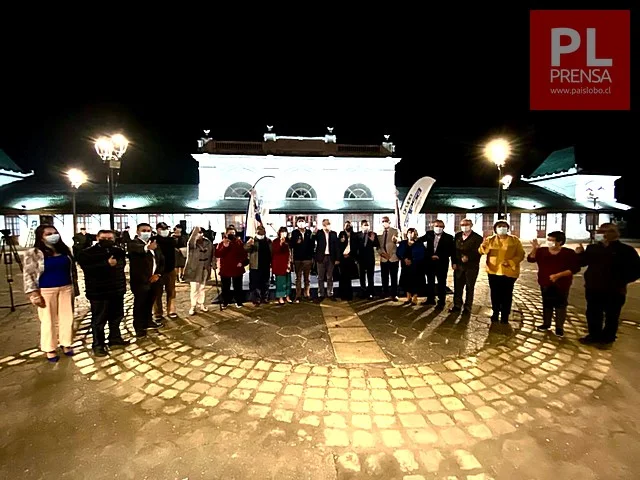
[400, 176, 436, 230]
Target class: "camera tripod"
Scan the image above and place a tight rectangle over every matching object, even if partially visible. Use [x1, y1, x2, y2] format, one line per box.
[1, 230, 27, 312]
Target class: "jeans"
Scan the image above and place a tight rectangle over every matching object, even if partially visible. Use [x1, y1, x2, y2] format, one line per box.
[90, 295, 125, 348]
[585, 289, 626, 342]
[453, 266, 479, 309]
[294, 260, 312, 298]
[153, 269, 177, 316]
[540, 284, 569, 331]
[249, 268, 271, 302]
[487, 274, 516, 321]
[380, 261, 399, 297]
[221, 276, 244, 306]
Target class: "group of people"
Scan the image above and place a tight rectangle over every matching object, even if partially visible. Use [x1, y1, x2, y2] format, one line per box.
[22, 215, 639, 361]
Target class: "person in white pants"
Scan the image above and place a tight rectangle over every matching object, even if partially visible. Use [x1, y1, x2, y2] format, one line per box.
[183, 226, 215, 315]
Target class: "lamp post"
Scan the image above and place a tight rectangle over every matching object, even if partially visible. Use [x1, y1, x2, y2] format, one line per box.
[95, 134, 129, 230]
[67, 169, 87, 233]
[484, 138, 511, 220]
[501, 174, 513, 219]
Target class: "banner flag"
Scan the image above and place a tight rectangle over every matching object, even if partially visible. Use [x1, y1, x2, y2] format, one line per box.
[399, 177, 436, 230]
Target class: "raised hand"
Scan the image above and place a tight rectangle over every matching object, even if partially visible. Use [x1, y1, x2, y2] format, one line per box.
[576, 243, 585, 254]
[531, 238, 539, 248]
[147, 239, 158, 250]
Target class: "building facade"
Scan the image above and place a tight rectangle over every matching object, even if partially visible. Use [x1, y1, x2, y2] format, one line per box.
[0, 133, 631, 247]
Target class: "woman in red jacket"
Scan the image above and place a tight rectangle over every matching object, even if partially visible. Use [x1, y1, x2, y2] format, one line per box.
[215, 227, 248, 308]
[272, 227, 293, 304]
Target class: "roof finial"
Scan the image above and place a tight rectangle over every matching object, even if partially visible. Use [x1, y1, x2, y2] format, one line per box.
[327, 127, 334, 133]
[267, 125, 274, 132]
[384, 134, 390, 141]
[203, 129, 210, 137]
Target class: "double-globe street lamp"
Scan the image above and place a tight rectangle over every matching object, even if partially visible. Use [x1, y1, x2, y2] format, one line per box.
[484, 138, 511, 220]
[95, 134, 129, 230]
[67, 168, 88, 233]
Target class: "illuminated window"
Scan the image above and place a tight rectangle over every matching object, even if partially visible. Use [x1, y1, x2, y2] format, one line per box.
[224, 182, 252, 199]
[4, 215, 21, 236]
[225, 214, 246, 231]
[286, 183, 317, 199]
[77, 214, 92, 231]
[535, 214, 547, 232]
[114, 214, 128, 232]
[344, 184, 373, 200]
[148, 214, 164, 228]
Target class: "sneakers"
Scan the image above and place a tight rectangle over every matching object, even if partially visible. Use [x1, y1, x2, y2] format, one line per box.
[189, 307, 196, 316]
[235, 303, 243, 308]
[536, 325, 551, 332]
[198, 304, 208, 312]
[555, 329, 565, 338]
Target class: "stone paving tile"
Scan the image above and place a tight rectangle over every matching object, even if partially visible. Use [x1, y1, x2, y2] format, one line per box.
[2, 271, 628, 478]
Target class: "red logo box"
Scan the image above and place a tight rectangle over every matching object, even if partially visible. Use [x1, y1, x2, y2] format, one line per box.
[530, 10, 630, 110]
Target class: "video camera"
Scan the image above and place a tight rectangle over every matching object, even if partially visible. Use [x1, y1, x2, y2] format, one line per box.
[0, 229, 10, 238]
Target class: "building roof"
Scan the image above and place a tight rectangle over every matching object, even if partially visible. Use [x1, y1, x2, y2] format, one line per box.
[0, 149, 28, 174]
[0, 180, 629, 215]
[526, 146, 577, 179]
[197, 132, 395, 158]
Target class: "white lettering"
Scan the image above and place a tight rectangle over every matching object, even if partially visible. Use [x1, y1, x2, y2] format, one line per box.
[586, 28, 612, 66]
[549, 68, 612, 83]
[551, 28, 580, 66]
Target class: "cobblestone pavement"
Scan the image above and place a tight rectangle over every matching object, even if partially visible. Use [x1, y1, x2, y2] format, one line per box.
[1, 267, 640, 479]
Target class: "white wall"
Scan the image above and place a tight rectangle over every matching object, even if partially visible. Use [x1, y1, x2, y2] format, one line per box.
[519, 213, 537, 241]
[565, 213, 590, 240]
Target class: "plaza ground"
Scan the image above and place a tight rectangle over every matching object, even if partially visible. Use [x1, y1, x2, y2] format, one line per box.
[1, 259, 640, 479]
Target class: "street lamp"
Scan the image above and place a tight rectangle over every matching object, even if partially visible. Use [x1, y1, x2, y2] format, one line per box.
[484, 138, 511, 220]
[501, 174, 513, 219]
[95, 134, 129, 230]
[67, 168, 87, 233]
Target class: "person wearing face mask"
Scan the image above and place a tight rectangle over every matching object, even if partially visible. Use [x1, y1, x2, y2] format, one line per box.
[337, 221, 359, 301]
[289, 217, 314, 302]
[184, 226, 215, 314]
[528, 231, 580, 338]
[478, 220, 525, 323]
[215, 227, 248, 308]
[378, 216, 400, 301]
[417, 220, 454, 308]
[77, 230, 128, 356]
[272, 227, 293, 304]
[313, 218, 340, 301]
[355, 219, 380, 299]
[128, 223, 165, 337]
[245, 225, 272, 305]
[397, 228, 426, 305]
[575, 223, 640, 347]
[450, 219, 483, 314]
[152, 222, 179, 320]
[23, 225, 79, 362]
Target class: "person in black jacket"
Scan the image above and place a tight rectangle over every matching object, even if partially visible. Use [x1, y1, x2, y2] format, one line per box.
[128, 223, 165, 338]
[313, 219, 340, 301]
[417, 219, 454, 308]
[355, 219, 380, 299]
[153, 222, 178, 320]
[77, 229, 128, 357]
[450, 218, 484, 314]
[337, 221, 359, 301]
[576, 223, 640, 347]
[289, 217, 315, 301]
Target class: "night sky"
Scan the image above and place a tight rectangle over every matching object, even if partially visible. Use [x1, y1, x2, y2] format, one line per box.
[1, 5, 636, 218]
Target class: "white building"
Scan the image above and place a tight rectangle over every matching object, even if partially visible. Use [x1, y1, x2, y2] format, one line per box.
[0, 133, 632, 247]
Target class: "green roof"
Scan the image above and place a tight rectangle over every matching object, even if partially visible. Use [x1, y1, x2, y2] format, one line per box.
[528, 146, 576, 178]
[0, 149, 26, 173]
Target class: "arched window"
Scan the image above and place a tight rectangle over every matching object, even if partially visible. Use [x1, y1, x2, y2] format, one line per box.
[344, 183, 373, 200]
[286, 183, 317, 199]
[224, 182, 252, 199]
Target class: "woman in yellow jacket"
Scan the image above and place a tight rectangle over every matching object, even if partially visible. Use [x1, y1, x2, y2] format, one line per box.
[478, 220, 525, 324]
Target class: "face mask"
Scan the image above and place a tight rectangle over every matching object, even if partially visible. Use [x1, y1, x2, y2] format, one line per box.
[99, 239, 115, 248]
[227, 234, 236, 242]
[45, 233, 60, 244]
[461, 226, 471, 233]
[382, 222, 390, 228]
[297, 222, 306, 228]
[139, 232, 151, 242]
[159, 230, 170, 238]
[362, 225, 370, 232]
[433, 227, 443, 234]
[345, 226, 352, 232]
[546, 241, 557, 248]
[496, 227, 508, 236]
[324, 225, 331, 231]
[594, 233, 605, 242]
[256, 234, 265, 240]
[280, 233, 287, 239]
